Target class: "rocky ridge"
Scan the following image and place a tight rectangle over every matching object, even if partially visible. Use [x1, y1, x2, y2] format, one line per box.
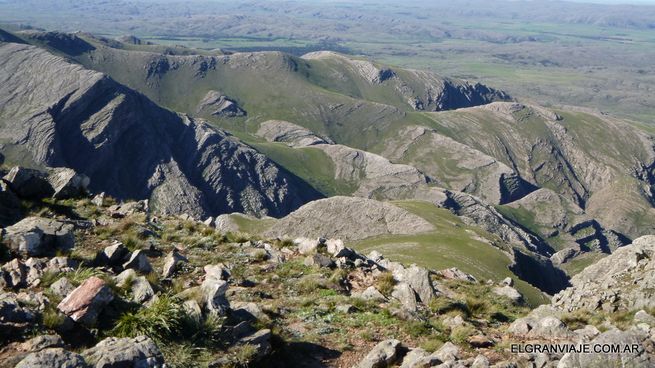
[0, 42, 321, 219]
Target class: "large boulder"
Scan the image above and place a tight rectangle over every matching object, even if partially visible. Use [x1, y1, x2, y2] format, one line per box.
[201, 264, 230, 315]
[357, 339, 404, 368]
[263, 197, 434, 242]
[161, 249, 188, 278]
[16, 348, 88, 368]
[95, 241, 129, 268]
[0, 334, 66, 367]
[3, 167, 53, 199]
[47, 167, 90, 199]
[391, 282, 419, 312]
[393, 265, 438, 304]
[57, 276, 114, 326]
[1, 217, 75, 256]
[82, 336, 164, 368]
[122, 250, 152, 274]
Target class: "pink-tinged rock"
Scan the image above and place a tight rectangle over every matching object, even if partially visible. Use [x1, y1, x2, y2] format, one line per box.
[57, 276, 113, 326]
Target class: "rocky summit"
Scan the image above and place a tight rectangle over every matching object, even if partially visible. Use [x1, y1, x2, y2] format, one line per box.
[0, 165, 654, 367]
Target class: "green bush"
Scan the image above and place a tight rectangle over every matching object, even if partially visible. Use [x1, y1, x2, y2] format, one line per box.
[112, 295, 185, 342]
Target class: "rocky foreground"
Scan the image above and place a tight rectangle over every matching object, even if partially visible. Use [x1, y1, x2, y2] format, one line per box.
[1, 165, 655, 367]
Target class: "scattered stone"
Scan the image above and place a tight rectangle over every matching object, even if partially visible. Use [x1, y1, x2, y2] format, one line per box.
[203, 216, 215, 227]
[82, 336, 164, 368]
[360, 286, 387, 302]
[232, 302, 267, 322]
[326, 239, 347, 256]
[432, 342, 459, 362]
[399, 348, 433, 368]
[204, 264, 231, 281]
[57, 276, 114, 326]
[1, 259, 27, 288]
[0, 181, 23, 226]
[357, 339, 403, 368]
[295, 237, 320, 255]
[438, 267, 477, 282]
[50, 277, 76, 298]
[161, 249, 188, 278]
[122, 250, 152, 274]
[91, 192, 106, 207]
[501, 277, 514, 287]
[2, 217, 75, 256]
[304, 253, 335, 268]
[131, 276, 156, 304]
[336, 304, 356, 314]
[46, 257, 77, 273]
[527, 317, 573, 339]
[471, 354, 490, 368]
[16, 348, 87, 368]
[97, 242, 129, 267]
[183, 300, 202, 324]
[508, 318, 532, 335]
[634, 310, 655, 326]
[108, 201, 148, 219]
[202, 265, 230, 315]
[574, 325, 600, 340]
[493, 285, 523, 303]
[0, 292, 35, 323]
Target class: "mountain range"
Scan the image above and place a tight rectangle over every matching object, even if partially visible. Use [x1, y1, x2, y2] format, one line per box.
[1, 29, 655, 300]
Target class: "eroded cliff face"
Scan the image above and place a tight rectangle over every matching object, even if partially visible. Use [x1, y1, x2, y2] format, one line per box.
[0, 42, 321, 218]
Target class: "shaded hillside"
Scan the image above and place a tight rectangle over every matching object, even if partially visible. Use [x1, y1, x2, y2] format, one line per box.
[0, 42, 321, 218]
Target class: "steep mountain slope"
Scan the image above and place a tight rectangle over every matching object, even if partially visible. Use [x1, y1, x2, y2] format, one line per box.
[0, 42, 321, 218]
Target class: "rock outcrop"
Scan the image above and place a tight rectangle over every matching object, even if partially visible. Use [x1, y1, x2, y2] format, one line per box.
[257, 120, 334, 147]
[195, 90, 246, 117]
[553, 235, 655, 312]
[263, 196, 434, 241]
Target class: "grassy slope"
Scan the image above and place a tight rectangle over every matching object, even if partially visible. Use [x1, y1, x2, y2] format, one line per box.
[351, 200, 549, 306]
[227, 199, 548, 306]
[246, 140, 357, 197]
